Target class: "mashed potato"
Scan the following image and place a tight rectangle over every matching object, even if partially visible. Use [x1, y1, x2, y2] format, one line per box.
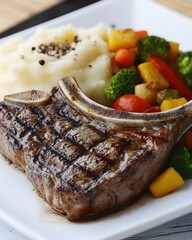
[0, 24, 112, 105]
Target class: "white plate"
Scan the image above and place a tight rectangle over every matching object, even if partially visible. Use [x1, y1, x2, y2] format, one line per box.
[0, 0, 192, 239]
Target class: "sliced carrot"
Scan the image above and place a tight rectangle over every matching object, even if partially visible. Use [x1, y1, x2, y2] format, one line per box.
[114, 48, 136, 67]
[135, 30, 148, 40]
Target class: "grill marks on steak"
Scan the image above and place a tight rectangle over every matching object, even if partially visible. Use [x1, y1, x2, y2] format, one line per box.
[0, 86, 176, 220]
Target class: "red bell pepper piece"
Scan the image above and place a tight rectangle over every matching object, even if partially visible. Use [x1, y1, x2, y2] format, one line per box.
[148, 55, 192, 101]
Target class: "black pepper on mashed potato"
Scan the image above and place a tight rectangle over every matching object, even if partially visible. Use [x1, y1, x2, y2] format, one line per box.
[0, 24, 112, 105]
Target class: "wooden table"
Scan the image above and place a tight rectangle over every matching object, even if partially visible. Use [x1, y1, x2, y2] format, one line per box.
[0, 0, 61, 33]
[155, 0, 192, 18]
[0, 0, 192, 240]
[0, 0, 192, 33]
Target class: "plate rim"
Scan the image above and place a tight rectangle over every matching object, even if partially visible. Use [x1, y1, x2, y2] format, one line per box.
[0, 0, 192, 240]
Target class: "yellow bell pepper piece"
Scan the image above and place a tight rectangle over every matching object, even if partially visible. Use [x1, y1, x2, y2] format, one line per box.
[138, 62, 170, 89]
[149, 167, 184, 198]
[166, 41, 180, 62]
[108, 29, 138, 52]
[160, 97, 187, 111]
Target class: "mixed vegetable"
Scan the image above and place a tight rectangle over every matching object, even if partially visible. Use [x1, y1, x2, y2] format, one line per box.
[105, 28, 192, 198]
[105, 28, 192, 113]
[149, 132, 192, 198]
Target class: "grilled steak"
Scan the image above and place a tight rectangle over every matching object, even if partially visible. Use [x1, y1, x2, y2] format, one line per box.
[0, 78, 180, 221]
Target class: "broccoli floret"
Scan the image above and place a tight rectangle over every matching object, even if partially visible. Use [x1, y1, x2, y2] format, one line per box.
[177, 51, 192, 87]
[104, 68, 139, 100]
[138, 35, 170, 62]
[169, 146, 192, 179]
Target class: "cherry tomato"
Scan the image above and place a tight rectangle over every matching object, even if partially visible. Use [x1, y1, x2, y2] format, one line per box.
[112, 94, 152, 113]
[144, 106, 161, 113]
